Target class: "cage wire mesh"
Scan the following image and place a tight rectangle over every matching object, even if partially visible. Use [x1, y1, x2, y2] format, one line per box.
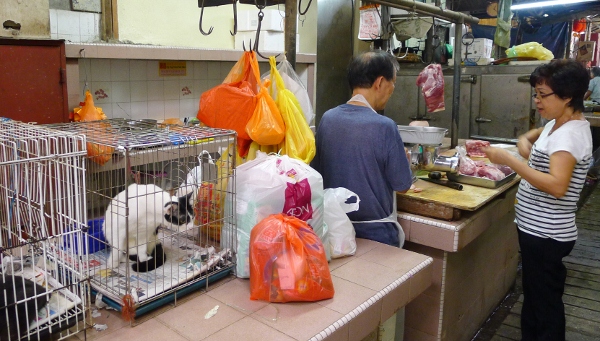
[0, 119, 89, 340]
[47, 119, 236, 317]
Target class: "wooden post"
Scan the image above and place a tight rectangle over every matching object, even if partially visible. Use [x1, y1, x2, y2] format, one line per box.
[285, 0, 298, 69]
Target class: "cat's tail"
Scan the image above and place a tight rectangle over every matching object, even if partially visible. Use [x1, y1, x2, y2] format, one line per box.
[131, 244, 167, 273]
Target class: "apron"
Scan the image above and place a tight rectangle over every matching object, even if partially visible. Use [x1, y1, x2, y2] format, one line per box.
[347, 94, 376, 113]
[351, 194, 405, 248]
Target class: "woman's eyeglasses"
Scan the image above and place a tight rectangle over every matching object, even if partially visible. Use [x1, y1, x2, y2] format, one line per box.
[531, 92, 555, 100]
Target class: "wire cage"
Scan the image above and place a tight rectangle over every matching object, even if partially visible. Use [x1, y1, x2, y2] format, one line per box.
[0, 119, 89, 340]
[47, 119, 237, 318]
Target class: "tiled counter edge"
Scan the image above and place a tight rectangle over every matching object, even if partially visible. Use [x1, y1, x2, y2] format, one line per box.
[308, 257, 433, 341]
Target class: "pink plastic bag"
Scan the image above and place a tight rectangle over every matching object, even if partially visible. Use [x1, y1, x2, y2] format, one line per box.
[416, 64, 445, 113]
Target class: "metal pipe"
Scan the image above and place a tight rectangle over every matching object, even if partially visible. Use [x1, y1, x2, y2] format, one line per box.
[368, 0, 479, 25]
[451, 20, 463, 148]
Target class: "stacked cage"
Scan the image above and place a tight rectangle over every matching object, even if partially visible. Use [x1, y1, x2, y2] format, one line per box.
[49, 119, 236, 318]
[0, 119, 89, 340]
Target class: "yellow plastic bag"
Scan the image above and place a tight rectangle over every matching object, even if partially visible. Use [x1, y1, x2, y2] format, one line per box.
[268, 57, 316, 164]
[506, 42, 554, 60]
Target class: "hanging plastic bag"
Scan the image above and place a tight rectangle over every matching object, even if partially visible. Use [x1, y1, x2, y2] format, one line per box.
[245, 54, 286, 146]
[261, 59, 315, 125]
[416, 64, 445, 113]
[73, 90, 114, 165]
[268, 57, 316, 164]
[224, 151, 325, 278]
[198, 51, 259, 157]
[323, 188, 360, 258]
[249, 213, 335, 302]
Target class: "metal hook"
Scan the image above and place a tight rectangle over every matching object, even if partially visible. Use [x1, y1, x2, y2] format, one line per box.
[298, 0, 312, 16]
[199, 0, 214, 36]
[252, 9, 280, 59]
[230, 1, 238, 36]
[242, 39, 253, 51]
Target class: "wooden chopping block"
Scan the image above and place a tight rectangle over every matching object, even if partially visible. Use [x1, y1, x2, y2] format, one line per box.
[397, 194, 461, 221]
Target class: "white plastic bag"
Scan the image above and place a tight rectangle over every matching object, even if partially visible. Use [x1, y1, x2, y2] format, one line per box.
[324, 188, 360, 258]
[223, 151, 325, 278]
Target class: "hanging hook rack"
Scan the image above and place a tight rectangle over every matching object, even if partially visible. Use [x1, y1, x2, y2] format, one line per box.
[251, 1, 281, 59]
[230, 1, 238, 35]
[198, 0, 214, 35]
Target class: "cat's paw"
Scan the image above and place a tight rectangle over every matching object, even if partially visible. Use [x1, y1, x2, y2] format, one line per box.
[137, 252, 150, 262]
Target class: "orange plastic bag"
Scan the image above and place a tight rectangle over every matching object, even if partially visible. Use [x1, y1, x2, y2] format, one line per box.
[250, 213, 335, 302]
[245, 53, 285, 146]
[73, 90, 114, 165]
[198, 51, 260, 157]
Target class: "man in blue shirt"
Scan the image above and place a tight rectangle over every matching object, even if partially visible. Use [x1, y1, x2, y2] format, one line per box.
[584, 66, 600, 102]
[311, 50, 412, 247]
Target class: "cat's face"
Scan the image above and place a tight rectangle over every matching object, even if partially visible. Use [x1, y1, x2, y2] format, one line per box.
[164, 191, 194, 226]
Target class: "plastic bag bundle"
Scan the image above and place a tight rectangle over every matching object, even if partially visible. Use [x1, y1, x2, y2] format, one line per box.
[323, 188, 359, 258]
[416, 64, 445, 113]
[222, 151, 325, 278]
[268, 57, 316, 164]
[507, 42, 554, 60]
[249, 213, 334, 302]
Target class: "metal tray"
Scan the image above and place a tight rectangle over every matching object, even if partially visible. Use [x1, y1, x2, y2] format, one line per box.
[447, 171, 517, 189]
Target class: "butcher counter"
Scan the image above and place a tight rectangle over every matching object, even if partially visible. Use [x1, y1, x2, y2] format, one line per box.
[397, 173, 521, 341]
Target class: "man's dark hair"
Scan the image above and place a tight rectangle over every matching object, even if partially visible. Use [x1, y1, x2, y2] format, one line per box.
[592, 66, 600, 77]
[347, 50, 399, 90]
[529, 59, 589, 112]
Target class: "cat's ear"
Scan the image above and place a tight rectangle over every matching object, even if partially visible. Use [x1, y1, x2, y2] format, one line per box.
[180, 191, 193, 204]
[164, 202, 179, 216]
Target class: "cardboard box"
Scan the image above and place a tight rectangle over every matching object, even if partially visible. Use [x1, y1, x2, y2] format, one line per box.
[577, 41, 596, 61]
[465, 38, 493, 60]
[238, 9, 285, 32]
[234, 31, 299, 52]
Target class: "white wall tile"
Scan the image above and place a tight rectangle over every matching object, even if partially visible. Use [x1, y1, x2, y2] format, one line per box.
[193, 61, 208, 79]
[110, 81, 131, 103]
[147, 81, 165, 101]
[130, 81, 148, 102]
[56, 9, 80, 36]
[164, 100, 180, 118]
[100, 101, 113, 118]
[130, 60, 147, 81]
[90, 81, 111, 105]
[130, 102, 148, 119]
[79, 12, 96, 38]
[179, 80, 194, 100]
[91, 59, 111, 82]
[220, 61, 236, 80]
[110, 60, 130, 82]
[49, 9, 58, 36]
[207, 62, 220, 80]
[147, 101, 165, 120]
[164, 80, 180, 100]
[179, 61, 192, 80]
[180, 99, 197, 117]
[112, 102, 131, 119]
[79, 59, 91, 83]
[94, 14, 101, 37]
[146, 61, 162, 81]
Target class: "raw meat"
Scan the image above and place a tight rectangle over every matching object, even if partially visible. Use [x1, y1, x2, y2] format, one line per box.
[459, 156, 477, 175]
[465, 140, 490, 158]
[495, 164, 514, 176]
[477, 165, 506, 181]
[416, 64, 445, 113]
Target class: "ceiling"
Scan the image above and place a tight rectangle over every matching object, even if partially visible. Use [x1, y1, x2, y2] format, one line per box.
[447, 0, 600, 26]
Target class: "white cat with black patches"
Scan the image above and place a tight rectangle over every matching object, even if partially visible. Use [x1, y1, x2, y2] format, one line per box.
[102, 184, 194, 270]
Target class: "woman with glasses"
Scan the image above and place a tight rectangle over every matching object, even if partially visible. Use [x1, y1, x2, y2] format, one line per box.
[484, 59, 593, 341]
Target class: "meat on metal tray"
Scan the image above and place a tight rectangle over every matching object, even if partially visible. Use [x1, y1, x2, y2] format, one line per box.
[447, 172, 517, 189]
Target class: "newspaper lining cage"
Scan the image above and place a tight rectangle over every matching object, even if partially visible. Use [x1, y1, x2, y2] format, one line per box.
[0, 119, 89, 340]
[48, 119, 236, 318]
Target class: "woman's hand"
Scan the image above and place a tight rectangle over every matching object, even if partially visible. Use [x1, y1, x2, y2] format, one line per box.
[482, 146, 510, 165]
[517, 136, 533, 159]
